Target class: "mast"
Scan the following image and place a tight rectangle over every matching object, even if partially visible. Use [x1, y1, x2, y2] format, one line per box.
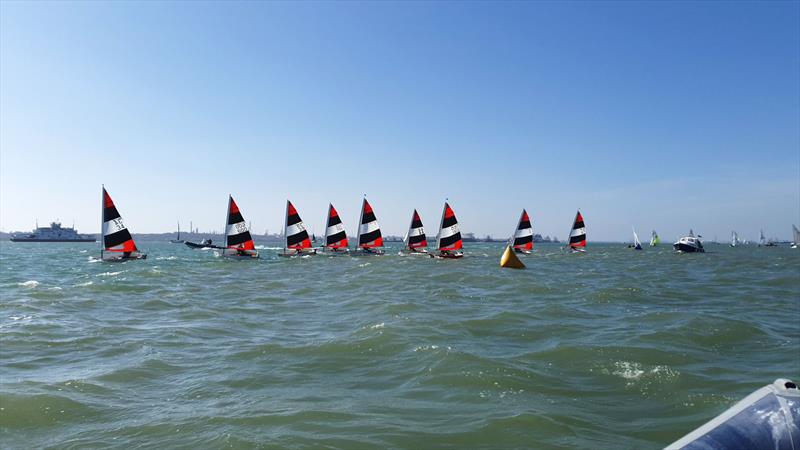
[404, 210, 414, 248]
[566, 210, 578, 250]
[283, 200, 289, 251]
[437, 201, 446, 250]
[357, 195, 366, 248]
[509, 210, 522, 246]
[224, 195, 231, 248]
[100, 185, 104, 259]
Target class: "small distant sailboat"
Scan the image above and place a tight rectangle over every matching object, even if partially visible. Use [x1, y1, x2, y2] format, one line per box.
[281, 200, 315, 257]
[323, 203, 349, 254]
[170, 221, 184, 243]
[650, 230, 660, 247]
[566, 210, 586, 253]
[730, 230, 739, 247]
[403, 209, 428, 255]
[759, 229, 777, 247]
[219, 195, 259, 259]
[511, 209, 533, 254]
[100, 186, 146, 261]
[433, 202, 464, 258]
[632, 227, 642, 250]
[792, 225, 799, 249]
[355, 197, 385, 255]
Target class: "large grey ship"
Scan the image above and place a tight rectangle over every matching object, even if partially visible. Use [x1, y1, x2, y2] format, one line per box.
[10, 222, 96, 242]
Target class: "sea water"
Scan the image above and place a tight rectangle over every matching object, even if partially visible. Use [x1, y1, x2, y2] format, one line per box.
[1, 241, 798, 448]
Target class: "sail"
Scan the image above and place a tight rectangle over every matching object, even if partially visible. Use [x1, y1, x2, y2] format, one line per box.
[405, 209, 427, 250]
[437, 202, 463, 251]
[101, 187, 139, 253]
[650, 230, 660, 246]
[176, 221, 181, 240]
[512, 209, 533, 251]
[760, 229, 766, 245]
[224, 196, 255, 250]
[633, 227, 642, 248]
[284, 200, 311, 250]
[357, 198, 383, 249]
[568, 210, 586, 249]
[793, 225, 800, 244]
[731, 231, 739, 247]
[324, 203, 348, 249]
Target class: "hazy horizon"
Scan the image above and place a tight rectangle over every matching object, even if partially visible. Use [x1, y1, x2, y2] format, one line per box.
[2, 2, 798, 241]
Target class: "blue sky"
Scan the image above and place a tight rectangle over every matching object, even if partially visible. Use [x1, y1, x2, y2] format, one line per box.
[1, 1, 798, 242]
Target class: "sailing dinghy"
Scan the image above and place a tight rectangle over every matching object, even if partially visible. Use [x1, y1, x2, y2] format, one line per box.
[511, 209, 533, 254]
[731, 230, 740, 247]
[650, 230, 660, 247]
[354, 197, 385, 255]
[323, 203, 349, 254]
[219, 195, 259, 259]
[281, 200, 315, 256]
[566, 210, 586, 253]
[433, 202, 463, 259]
[101, 186, 146, 261]
[403, 209, 428, 255]
[792, 225, 799, 249]
[632, 227, 642, 250]
[170, 221, 184, 243]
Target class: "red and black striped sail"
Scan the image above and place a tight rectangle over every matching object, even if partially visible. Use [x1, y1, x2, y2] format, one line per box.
[405, 209, 427, 249]
[437, 202, 462, 251]
[101, 187, 138, 252]
[324, 204, 348, 249]
[285, 200, 311, 250]
[512, 209, 534, 251]
[358, 198, 383, 248]
[225, 196, 255, 250]
[568, 210, 586, 248]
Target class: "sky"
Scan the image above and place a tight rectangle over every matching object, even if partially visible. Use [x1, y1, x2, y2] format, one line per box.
[1, 1, 798, 242]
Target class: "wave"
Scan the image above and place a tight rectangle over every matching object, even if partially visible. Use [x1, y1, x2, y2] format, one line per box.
[0, 393, 100, 428]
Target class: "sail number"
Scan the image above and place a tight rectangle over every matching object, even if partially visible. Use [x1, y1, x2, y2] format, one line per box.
[235, 223, 247, 233]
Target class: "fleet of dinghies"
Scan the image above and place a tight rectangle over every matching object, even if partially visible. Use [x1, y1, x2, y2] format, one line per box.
[93, 186, 800, 262]
[98, 187, 589, 261]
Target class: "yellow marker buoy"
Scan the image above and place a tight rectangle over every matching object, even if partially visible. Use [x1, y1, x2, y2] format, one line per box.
[500, 244, 525, 269]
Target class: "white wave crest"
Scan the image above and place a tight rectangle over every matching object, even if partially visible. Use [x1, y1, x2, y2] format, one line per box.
[96, 271, 122, 277]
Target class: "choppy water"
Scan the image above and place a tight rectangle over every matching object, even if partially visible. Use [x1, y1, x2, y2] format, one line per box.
[1, 241, 798, 449]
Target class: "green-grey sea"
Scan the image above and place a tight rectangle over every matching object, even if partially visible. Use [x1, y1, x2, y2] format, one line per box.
[1, 241, 798, 449]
